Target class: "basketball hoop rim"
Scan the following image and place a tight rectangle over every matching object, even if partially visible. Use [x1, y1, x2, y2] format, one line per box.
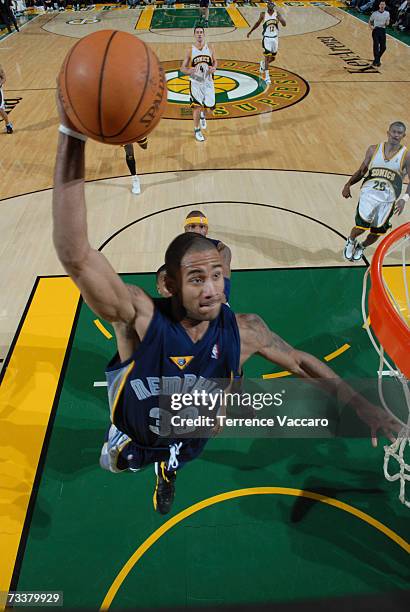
[369, 222, 410, 378]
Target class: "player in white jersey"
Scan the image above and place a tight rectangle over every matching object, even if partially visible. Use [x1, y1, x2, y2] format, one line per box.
[342, 121, 410, 261]
[0, 64, 13, 134]
[247, 1, 286, 84]
[181, 25, 217, 142]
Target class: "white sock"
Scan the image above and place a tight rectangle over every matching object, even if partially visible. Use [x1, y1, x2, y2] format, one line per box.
[265, 70, 269, 77]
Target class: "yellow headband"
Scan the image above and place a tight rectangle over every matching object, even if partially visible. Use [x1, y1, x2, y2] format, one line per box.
[184, 216, 209, 227]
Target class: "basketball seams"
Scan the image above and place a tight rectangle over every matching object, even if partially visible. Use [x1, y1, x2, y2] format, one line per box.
[108, 41, 151, 139]
[98, 30, 118, 142]
[60, 30, 165, 144]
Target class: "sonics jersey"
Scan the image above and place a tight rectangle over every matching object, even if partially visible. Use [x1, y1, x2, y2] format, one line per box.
[106, 299, 241, 453]
[190, 43, 213, 82]
[262, 10, 279, 38]
[361, 143, 408, 204]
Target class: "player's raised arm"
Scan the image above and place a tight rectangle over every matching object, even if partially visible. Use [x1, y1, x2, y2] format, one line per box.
[342, 145, 375, 198]
[277, 9, 286, 26]
[236, 313, 400, 445]
[247, 13, 264, 38]
[53, 98, 153, 325]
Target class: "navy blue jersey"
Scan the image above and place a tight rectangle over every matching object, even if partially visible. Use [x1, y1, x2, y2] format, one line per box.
[106, 300, 241, 456]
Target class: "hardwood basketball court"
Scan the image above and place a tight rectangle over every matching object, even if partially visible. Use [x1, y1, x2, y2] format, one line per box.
[0, 3, 409, 608]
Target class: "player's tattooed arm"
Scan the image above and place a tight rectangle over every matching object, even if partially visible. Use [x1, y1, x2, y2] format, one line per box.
[0, 65, 5, 86]
[247, 13, 264, 37]
[53, 96, 154, 327]
[237, 313, 309, 373]
[342, 144, 375, 198]
[236, 313, 401, 445]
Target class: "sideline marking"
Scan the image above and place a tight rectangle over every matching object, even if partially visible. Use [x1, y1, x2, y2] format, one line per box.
[93, 319, 113, 340]
[227, 5, 249, 27]
[136, 5, 154, 29]
[324, 343, 350, 362]
[0, 277, 79, 594]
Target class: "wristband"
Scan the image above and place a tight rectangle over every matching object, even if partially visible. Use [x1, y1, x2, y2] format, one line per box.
[59, 124, 87, 142]
[402, 193, 409, 203]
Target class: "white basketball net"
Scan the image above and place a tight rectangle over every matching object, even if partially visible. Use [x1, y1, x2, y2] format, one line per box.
[362, 230, 410, 507]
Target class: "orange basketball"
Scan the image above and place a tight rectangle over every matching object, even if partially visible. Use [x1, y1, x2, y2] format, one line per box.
[58, 30, 167, 145]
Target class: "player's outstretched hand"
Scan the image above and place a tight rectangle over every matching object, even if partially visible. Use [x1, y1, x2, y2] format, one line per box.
[342, 184, 352, 198]
[354, 403, 401, 448]
[394, 199, 405, 215]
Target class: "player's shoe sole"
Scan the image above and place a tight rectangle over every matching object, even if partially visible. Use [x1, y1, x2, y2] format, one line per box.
[153, 461, 176, 515]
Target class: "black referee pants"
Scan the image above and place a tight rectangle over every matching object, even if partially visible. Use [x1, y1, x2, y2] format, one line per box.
[0, 6, 19, 33]
[372, 27, 386, 65]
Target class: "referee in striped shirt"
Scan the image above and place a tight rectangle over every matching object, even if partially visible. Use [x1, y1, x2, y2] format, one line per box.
[369, 1, 390, 67]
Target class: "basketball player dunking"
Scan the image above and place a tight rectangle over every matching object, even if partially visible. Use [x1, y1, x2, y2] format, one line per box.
[0, 64, 13, 134]
[247, 1, 286, 85]
[123, 138, 148, 195]
[181, 26, 217, 142]
[54, 99, 400, 515]
[342, 121, 409, 261]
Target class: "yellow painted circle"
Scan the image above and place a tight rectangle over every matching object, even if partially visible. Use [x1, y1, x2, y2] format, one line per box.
[100, 487, 409, 610]
[213, 74, 237, 94]
[167, 75, 190, 95]
[167, 74, 238, 97]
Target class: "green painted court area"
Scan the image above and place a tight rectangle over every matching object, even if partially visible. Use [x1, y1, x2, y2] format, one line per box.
[150, 8, 233, 30]
[16, 269, 409, 608]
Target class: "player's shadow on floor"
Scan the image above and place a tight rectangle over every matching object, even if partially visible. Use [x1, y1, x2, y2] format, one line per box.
[20, 117, 59, 132]
[43, 422, 105, 479]
[167, 142, 276, 171]
[275, 479, 410, 589]
[202, 437, 409, 590]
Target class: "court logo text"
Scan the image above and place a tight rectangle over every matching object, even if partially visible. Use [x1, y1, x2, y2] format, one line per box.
[163, 59, 309, 120]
